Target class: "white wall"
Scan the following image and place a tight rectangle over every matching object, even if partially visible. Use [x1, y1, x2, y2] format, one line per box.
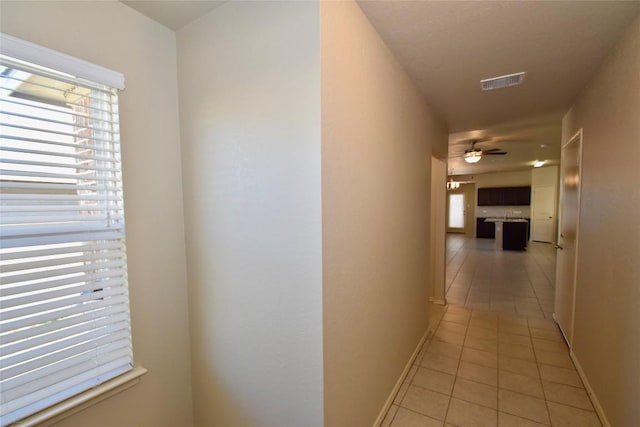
[176, 2, 324, 426]
[321, 2, 448, 425]
[0, 2, 194, 426]
[532, 165, 558, 187]
[561, 14, 640, 427]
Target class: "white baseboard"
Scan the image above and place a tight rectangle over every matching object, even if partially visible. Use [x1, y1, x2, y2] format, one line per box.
[553, 313, 610, 426]
[552, 313, 571, 345]
[372, 328, 431, 427]
[429, 297, 446, 305]
[569, 350, 611, 427]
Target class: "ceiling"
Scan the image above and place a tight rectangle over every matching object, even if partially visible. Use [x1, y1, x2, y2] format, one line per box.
[121, 1, 226, 31]
[120, 1, 640, 176]
[357, 1, 640, 175]
[447, 115, 562, 176]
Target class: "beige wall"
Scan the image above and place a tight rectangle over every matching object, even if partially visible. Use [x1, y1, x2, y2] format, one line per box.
[176, 2, 324, 426]
[321, 2, 448, 425]
[456, 170, 532, 188]
[0, 2, 194, 426]
[561, 14, 640, 427]
[455, 170, 532, 222]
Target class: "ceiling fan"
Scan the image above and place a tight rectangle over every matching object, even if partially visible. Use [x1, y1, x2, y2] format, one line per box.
[464, 140, 507, 163]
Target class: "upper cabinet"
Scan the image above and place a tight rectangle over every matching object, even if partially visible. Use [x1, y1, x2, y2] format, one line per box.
[478, 187, 531, 206]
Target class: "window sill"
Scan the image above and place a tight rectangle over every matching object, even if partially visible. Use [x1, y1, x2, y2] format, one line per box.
[10, 366, 148, 427]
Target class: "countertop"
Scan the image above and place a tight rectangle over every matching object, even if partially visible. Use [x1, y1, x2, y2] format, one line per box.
[483, 218, 529, 223]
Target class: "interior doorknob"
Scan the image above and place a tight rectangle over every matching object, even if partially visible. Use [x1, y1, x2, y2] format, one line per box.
[554, 243, 564, 250]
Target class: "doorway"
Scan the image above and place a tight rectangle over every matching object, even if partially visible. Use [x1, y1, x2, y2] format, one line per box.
[446, 183, 475, 234]
[447, 192, 465, 233]
[554, 129, 583, 346]
[532, 184, 557, 242]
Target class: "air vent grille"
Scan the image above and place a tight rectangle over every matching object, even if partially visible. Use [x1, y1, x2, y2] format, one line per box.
[481, 72, 525, 91]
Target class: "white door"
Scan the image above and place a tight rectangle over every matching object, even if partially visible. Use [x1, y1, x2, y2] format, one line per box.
[532, 185, 556, 242]
[447, 193, 465, 233]
[554, 130, 582, 346]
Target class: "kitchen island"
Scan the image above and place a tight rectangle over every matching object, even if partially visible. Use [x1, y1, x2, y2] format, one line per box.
[483, 218, 529, 250]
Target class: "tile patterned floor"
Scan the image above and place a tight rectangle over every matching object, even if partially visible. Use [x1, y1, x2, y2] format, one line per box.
[445, 235, 556, 319]
[380, 236, 602, 427]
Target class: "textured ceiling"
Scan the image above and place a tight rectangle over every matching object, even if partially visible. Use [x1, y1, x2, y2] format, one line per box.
[358, 1, 639, 132]
[448, 115, 562, 175]
[121, 1, 640, 175]
[357, 1, 640, 175]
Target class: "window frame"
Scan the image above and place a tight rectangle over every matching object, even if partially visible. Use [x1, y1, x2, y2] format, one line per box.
[0, 33, 145, 427]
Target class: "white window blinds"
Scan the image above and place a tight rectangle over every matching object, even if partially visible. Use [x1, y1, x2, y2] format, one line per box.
[0, 39, 132, 426]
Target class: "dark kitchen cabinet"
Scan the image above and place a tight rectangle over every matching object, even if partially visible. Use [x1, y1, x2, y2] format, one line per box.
[503, 221, 529, 250]
[477, 187, 531, 206]
[516, 187, 531, 205]
[477, 188, 496, 206]
[477, 189, 491, 206]
[501, 188, 518, 205]
[476, 218, 495, 238]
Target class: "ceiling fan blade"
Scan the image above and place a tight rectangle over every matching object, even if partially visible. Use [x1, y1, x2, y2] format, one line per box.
[482, 148, 503, 153]
[458, 137, 492, 145]
[484, 151, 507, 155]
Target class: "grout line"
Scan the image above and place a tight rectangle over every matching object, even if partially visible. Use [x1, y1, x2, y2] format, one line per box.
[492, 305, 500, 427]
[528, 314, 553, 426]
[496, 305, 503, 426]
[441, 304, 470, 425]
[382, 404, 399, 427]
[395, 406, 445, 425]
[444, 236, 563, 426]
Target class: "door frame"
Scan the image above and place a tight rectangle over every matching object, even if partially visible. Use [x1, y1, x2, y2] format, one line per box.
[430, 157, 447, 306]
[554, 128, 583, 346]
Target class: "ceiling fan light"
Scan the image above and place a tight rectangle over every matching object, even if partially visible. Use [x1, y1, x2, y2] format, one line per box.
[464, 152, 482, 163]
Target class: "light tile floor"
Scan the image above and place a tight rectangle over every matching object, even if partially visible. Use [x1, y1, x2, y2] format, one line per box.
[445, 235, 556, 319]
[381, 235, 602, 427]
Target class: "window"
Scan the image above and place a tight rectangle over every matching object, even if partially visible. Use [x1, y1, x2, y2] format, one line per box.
[448, 193, 465, 229]
[0, 35, 132, 426]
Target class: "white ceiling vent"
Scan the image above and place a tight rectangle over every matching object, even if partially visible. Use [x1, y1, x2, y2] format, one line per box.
[480, 72, 526, 91]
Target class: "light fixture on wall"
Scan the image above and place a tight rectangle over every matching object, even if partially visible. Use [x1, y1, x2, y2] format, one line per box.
[533, 160, 546, 168]
[447, 178, 460, 190]
[464, 151, 482, 163]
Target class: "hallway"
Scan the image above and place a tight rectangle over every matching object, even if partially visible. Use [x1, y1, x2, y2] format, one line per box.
[381, 236, 601, 426]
